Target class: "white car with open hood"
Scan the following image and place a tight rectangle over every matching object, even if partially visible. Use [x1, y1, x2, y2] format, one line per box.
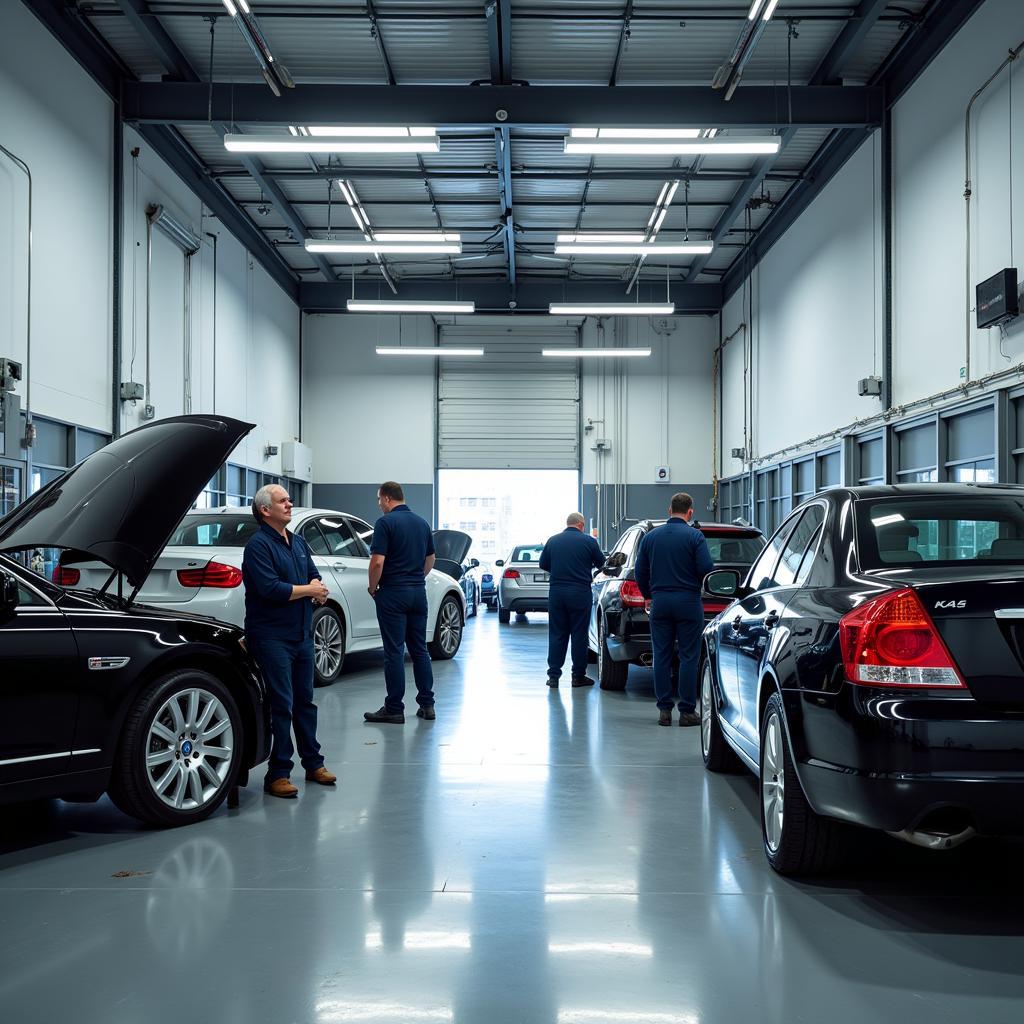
[64, 508, 470, 686]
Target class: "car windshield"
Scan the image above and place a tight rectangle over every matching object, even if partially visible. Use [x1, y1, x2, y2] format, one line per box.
[856, 494, 1024, 568]
[510, 544, 544, 563]
[169, 516, 258, 547]
[702, 532, 764, 564]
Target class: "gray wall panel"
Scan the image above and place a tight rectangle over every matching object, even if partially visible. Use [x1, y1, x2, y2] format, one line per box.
[312, 483, 436, 528]
[582, 483, 715, 548]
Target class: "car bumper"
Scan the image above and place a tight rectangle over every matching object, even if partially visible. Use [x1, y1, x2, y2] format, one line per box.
[606, 634, 651, 664]
[791, 689, 1024, 836]
[503, 596, 549, 613]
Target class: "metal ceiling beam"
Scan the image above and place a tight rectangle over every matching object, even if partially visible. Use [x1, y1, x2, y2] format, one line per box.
[609, 0, 634, 87]
[122, 81, 884, 129]
[220, 167, 799, 182]
[301, 279, 722, 314]
[487, 0, 516, 289]
[810, 0, 891, 85]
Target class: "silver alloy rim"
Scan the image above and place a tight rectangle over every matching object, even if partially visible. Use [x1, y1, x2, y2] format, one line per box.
[314, 612, 343, 678]
[762, 711, 785, 853]
[438, 599, 462, 654]
[146, 688, 235, 811]
[700, 665, 712, 756]
[598, 620, 606, 680]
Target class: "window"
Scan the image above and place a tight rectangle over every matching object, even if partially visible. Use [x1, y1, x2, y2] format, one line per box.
[16, 581, 48, 607]
[346, 517, 374, 552]
[817, 450, 840, 490]
[317, 517, 366, 558]
[945, 406, 995, 483]
[483, 497, 496, 508]
[1, 464, 20, 516]
[857, 435, 884, 485]
[615, 528, 641, 565]
[74, 428, 110, 463]
[300, 521, 330, 556]
[701, 531, 765, 566]
[856, 495, 1024, 567]
[895, 421, 937, 483]
[774, 505, 825, 588]
[511, 544, 544, 563]
[755, 471, 773, 534]
[746, 514, 802, 591]
[168, 515, 259, 547]
[793, 459, 814, 506]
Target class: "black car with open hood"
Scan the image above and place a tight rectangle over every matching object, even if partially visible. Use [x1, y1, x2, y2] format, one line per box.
[0, 415, 271, 826]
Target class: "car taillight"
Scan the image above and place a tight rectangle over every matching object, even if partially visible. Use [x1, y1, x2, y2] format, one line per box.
[52, 565, 80, 586]
[502, 568, 521, 579]
[703, 600, 729, 616]
[620, 580, 646, 607]
[177, 561, 243, 589]
[838, 587, 966, 689]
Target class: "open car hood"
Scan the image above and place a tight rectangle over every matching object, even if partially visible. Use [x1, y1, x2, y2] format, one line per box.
[0, 415, 254, 589]
[432, 530, 473, 580]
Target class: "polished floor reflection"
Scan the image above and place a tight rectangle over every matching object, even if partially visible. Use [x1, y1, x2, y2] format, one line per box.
[2, 611, 1024, 1024]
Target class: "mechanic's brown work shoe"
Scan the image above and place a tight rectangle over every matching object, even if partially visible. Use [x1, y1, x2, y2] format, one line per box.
[571, 676, 596, 688]
[305, 767, 337, 785]
[658, 709, 672, 727]
[264, 778, 298, 799]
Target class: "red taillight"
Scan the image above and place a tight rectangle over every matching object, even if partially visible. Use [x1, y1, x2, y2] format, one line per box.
[703, 600, 729, 616]
[52, 565, 80, 586]
[177, 561, 243, 589]
[620, 579, 646, 607]
[839, 587, 966, 689]
[502, 568, 521, 580]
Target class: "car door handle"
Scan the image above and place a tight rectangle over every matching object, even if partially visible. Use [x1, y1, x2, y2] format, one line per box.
[331, 561, 347, 571]
[764, 611, 780, 629]
[732, 615, 742, 631]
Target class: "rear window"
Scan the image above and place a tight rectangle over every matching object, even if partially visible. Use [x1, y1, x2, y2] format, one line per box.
[856, 495, 1024, 568]
[701, 532, 765, 565]
[169, 516, 258, 547]
[511, 544, 544, 563]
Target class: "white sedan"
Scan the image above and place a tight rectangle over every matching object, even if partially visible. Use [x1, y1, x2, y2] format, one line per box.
[67, 507, 468, 686]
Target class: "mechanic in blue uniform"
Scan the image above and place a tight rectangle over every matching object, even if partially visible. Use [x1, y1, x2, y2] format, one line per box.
[635, 492, 714, 727]
[364, 481, 437, 724]
[539, 512, 605, 688]
[243, 484, 336, 798]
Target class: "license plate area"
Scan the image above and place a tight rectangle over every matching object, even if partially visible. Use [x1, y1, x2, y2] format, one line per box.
[533, 573, 549, 582]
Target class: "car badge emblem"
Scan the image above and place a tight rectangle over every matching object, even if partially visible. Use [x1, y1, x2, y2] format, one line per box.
[181, 741, 193, 756]
[935, 600, 967, 610]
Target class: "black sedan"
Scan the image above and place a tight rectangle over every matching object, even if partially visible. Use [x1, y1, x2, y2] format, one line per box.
[590, 520, 765, 691]
[700, 484, 1024, 875]
[0, 415, 271, 827]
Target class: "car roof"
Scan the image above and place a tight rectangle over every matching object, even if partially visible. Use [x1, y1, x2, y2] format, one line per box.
[188, 507, 366, 519]
[634, 519, 763, 536]
[840, 483, 1024, 499]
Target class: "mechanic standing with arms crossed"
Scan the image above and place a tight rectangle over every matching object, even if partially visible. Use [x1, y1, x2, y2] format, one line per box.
[540, 512, 606, 688]
[634, 493, 714, 726]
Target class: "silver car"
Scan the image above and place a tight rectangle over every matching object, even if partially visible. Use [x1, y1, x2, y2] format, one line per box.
[495, 543, 550, 623]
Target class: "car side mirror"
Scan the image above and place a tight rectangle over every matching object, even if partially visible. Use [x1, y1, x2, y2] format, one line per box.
[704, 568, 742, 598]
[470, 558, 480, 568]
[495, 559, 504, 567]
[0, 572, 18, 617]
[605, 551, 627, 569]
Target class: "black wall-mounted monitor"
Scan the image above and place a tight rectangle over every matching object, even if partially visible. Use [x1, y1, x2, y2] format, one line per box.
[976, 268, 1019, 329]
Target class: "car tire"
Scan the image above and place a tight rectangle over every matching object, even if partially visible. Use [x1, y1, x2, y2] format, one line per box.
[498, 605, 511, 624]
[428, 594, 463, 659]
[597, 616, 628, 691]
[700, 659, 742, 773]
[109, 669, 242, 827]
[312, 606, 345, 686]
[760, 690, 843, 876]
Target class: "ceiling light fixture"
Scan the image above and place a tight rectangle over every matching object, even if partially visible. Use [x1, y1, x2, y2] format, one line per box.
[307, 126, 436, 137]
[761, 0, 781, 20]
[349, 300, 475, 313]
[563, 135, 781, 156]
[376, 347, 483, 356]
[555, 235, 713, 256]
[542, 348, 653, 358]
[306, 238, 462, 254]
[223, 134, 440, 154]
[747, 0, 765, 18]
[569, 127, 703, 139]
[548, 304, 674, 316]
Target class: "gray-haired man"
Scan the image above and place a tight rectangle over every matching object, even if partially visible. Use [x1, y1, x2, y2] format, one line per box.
[242, 484, 336, 797]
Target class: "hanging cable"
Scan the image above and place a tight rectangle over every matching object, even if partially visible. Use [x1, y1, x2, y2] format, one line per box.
[207, 17, 216, 124]
[1010, 53, 1015, 267]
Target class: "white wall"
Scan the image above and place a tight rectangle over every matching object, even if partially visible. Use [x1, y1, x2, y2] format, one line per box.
[0, 1, 113, 433]
[720, 0, 1024, 475]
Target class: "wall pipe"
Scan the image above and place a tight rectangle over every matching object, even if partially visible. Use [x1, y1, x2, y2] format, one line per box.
[963, 41, 1024, 385]
[205, 230, 218, 413]
[112, 113, 123, 437]
[882, 98, 893, 412]
[0, 141, 33, 444]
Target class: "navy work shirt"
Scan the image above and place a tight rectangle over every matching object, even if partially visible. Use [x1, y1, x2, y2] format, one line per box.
[371, 504, 435, 588]
[540, 527, 605, 588]
[635, 518, 715, 598]
[242, 522, 321, 640]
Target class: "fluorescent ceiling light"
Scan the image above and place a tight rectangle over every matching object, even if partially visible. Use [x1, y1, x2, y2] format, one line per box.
[237, 0, 250, 12]
[555, 241, 714, 256]
[557, 233, 647, 244]
[373, 232, 462, 243]
[543, 348, 652, 358]
[223, 134, 440, 154]
[549, 303, 675, 316]
[348, 300, 475, 313]
[569, 128, 702, 139]
[222, 0, 237, 14]
[762, 0, 781, 19]
[376, 347, 483, 356]
[747, 0, 765, 18]
[305, 239, 462, 254]
[564, 135, 781, 155]
[306, 126, 436, 137]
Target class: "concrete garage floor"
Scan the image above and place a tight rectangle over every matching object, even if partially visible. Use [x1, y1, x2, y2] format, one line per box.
[2, 613, 1024, 1024]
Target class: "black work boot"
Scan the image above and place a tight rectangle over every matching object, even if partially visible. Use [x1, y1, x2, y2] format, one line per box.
[364, 706, 405, 724]
[658, 708, 672, 726]
[678, 710, 701, 727]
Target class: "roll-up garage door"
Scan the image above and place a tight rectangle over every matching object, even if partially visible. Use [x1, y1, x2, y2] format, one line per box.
[438, 324, 580, 469]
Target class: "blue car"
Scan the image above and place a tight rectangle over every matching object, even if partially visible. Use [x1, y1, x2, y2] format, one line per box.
[479, 566, 497, 609]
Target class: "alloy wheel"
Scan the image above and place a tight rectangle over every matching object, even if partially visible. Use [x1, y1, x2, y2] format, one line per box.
[438, 599, 462, 655]
[314, 612, 343, 678]
[700, 664, 713, 756]
[761, 710, 785, 853]
[145, 688, 235, 811]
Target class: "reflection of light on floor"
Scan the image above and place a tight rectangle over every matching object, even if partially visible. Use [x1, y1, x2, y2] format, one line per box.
[364, 930, 472, 951]
[316, 1002, 453, 1022]
[544, 893, 639, 903]
[545, 882, 635, 893]
[559, 1012, 698, 1024]
[548, 941, 653, 957]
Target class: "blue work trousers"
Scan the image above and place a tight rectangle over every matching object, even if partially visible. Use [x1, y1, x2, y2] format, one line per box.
[248, 633, 323, 782]
[547, 583, 593, 681]
[649, 591, 704, 712]
[375, 585, 435, 713]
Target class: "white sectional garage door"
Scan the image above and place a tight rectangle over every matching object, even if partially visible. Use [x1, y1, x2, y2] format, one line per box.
[437, 325, 580, 469]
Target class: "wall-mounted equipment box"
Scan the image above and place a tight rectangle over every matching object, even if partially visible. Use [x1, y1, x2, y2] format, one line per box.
[282, 440, 313, 482]
[655, 465, 670, 483]
[857, 376, 882, 397]
[976, 268, 1019, 329]
[1, 392, 21, 458]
